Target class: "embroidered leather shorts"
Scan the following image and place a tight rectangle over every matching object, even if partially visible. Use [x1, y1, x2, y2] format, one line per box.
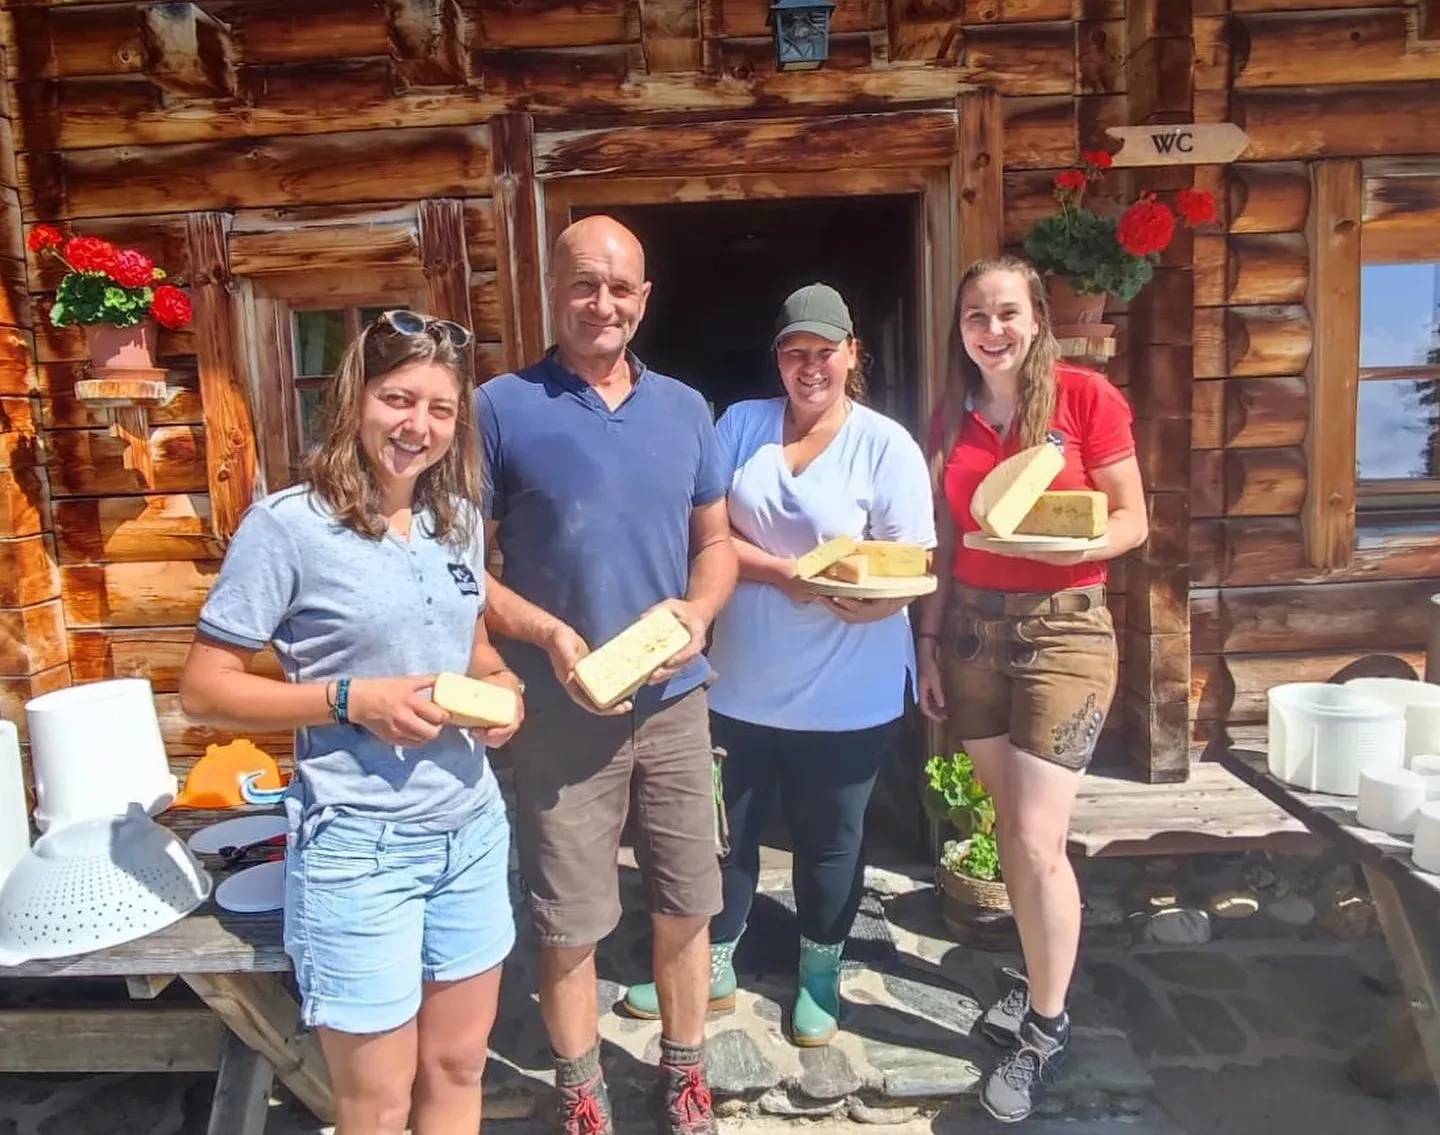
[941, 584, 1117, 771]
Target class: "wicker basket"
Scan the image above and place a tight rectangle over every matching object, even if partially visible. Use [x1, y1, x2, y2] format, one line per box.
[936, 857, 1011, 914]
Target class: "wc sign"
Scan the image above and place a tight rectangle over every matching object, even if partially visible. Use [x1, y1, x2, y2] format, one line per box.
[1104, 123, 1252, 167]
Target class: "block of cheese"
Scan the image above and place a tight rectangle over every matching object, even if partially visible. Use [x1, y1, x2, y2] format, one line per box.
[1015, 491, 1109, 538]
[822, 554, 870, 584]
[854, 541, 931, 577]
[573, 607, 692, 710]
[970, 443, 1066, 537]
[795, 535, 858, 579]
[433, 672, 519, 729]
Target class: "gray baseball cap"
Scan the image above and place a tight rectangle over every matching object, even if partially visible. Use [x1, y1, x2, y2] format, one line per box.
[773, 283, 854, 347]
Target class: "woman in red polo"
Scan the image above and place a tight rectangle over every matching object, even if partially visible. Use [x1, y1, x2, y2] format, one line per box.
[916, 254, 1147, 1123]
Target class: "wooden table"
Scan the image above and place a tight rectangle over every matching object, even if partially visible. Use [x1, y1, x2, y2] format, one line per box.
[0, 810, 332, 1134]
[1219, 748, 1440, 1095]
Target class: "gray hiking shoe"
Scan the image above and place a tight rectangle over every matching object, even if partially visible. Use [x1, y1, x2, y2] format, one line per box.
[979, 967, 1030, 1047]
[980, 1017, 1069, 1124]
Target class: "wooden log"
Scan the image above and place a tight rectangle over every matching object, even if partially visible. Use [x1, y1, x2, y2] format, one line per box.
[1124, 696, 1191, 784]
[534, 109, 958, 179]
[490, 112, 546, 374]
[708, 0, 884, 39]
[227, 223, 420, 277]
[0, 328, 37, 396]
[1193, 304, 1313, 379]
[1223, 232, 1308, 306]
[45, 426, 206, 497]
[1135, 416, 1191, 493]
[0, 663, 69, 743]
[1190, 587, 1220, 654]
[640, 0, 702, 72]
[1125, 630, 1190, 706]
[475, 0, 638, 47]
[0, 256, 30, 331]
[955, 22, 1076, 96]
[1128, 267, 1193, 347]
[1127, 33, 1194, 125]
[1002, 96, 1075, 170]
[69, 627, 283, 691]
[957, 89, 1004, 271]
[1229, 162, 1310, 234]
[462, 197, 497, 272]
[1231, 9, 1440, 89]
[1363, 171, 1440, 263]
[0, 467, 47, 539]
[1077, 18, 1126, 95]
[1003, 166, 1128, 245]
[1224, 446, 1306, 517]
[887, 0, 962, 63]
[0, 534, 60, 608]
[706, 33, 875, 79]
[1127, 344, 1192, 420]
[52, 494, 222, 564]
[207, 1031, 275, 1135]
[21, 125, 492, 221]
[1127, 562, 1189, 638]
[1233, 82, 1440, 161]
[1304, 160, 1362, 570]
[418, 198, 474, 365]
[0, 1007, 225, 1074]
[1205, 578, 1440, 655]
[0, 425, 41, 477]
[60, 560, 220, 629]
[139, 2, 238, 100]
[1196, 649, 1429, 723]
[1193, 375, 1308, 451]
[1192, 13, 1228, 92]
[386, 0, 471, 89]
[1191, 516, 1440, 589]
[154, 692, 292, 759]
[466, 272, 502, 343]
[0, 395, 37, 439]
[0, 598, 66, 677]
[1140, 490, 1190, 568]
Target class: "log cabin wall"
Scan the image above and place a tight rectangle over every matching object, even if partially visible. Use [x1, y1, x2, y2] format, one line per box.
[1, 1, 1432, 784]
[1188, 1, 1440, 759]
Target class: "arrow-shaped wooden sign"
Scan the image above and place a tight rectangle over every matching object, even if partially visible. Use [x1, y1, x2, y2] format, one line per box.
[1104, 123, 1252, 167]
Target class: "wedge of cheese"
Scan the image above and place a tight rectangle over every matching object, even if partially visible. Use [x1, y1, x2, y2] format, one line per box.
[823, 554, 870, 584]
[854, 541, 931, 577]
[433, 672, 519, 730]
[970, 443, 1066, 537]
[1015, 490, 1109, 538]
[573, 607, 692, 710]
[795, 535, 859, 580]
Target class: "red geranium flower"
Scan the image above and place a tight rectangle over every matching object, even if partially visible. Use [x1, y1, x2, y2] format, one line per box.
[63, 236, 118, 275]
[1116, 194, 1175, 257]
[27, 224, 63, 253]
[1055, 169, 1088, 193]
[1081, 149, 1114, 171]
[1176, 187, 1218, 227]
[151, 284, 193, 331]
[109, 248, 155, 289]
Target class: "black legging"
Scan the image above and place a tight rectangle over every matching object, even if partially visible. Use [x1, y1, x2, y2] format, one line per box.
[709, 712, 898, 946]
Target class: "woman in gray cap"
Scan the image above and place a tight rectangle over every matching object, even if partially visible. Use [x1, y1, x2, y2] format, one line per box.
[623, 283, 935, 1046]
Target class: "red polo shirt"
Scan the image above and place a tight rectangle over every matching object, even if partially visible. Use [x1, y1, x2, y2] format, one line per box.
[930, 363, 1136, 594]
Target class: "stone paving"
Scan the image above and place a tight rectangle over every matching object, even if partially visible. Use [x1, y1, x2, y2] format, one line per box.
[2, 849, 1439, 1133]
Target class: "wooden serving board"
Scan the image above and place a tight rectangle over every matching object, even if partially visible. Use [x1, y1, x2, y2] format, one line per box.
[799, 574, 938, 600]
[963, 531, 1109, 556]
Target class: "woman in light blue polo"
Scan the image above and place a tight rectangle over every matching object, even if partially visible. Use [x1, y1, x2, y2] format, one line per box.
[179, 311, 521, 1134]
[623, 284, 935, 1046]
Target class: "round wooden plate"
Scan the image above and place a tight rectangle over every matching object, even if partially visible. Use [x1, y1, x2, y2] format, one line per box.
[963, 531, 1109, 556]
[799, 574, 938, 600]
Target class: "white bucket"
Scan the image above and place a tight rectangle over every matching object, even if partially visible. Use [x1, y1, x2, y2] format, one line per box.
[0, 720, 30, 889]
[1267, 683, 1404, 796]
[1344, 678, 1440, 764]
[1413, 802, 1440, 874]
[25, 679, 177, 833]
[1357, 767, 1428, 836]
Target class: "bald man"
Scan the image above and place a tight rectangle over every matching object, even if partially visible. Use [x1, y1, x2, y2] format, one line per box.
[480, 216, 737, 1135]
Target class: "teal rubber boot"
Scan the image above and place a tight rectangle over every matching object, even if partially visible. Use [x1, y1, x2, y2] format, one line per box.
[792, 938, 844, 1047]
[621, 936, 740, 1020]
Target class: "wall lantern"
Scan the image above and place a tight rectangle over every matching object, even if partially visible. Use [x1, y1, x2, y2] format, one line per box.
[770, 0, 836, 71]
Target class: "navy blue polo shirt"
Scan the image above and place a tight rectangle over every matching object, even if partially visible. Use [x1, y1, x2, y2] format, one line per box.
[477, 351, 726, 710]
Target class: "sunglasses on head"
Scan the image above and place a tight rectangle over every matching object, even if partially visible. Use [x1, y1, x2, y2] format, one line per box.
[377, 309, 474, 350]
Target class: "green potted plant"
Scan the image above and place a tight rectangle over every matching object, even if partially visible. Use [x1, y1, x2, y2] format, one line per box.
[923, 751, 1010, 921]
[26, 224, 193, 375]
[1023, 149, 1217, 338]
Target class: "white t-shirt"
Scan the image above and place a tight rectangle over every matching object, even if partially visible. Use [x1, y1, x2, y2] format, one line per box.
[706, 398, 937, 732]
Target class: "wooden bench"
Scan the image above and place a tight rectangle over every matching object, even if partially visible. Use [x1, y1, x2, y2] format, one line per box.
[1067, 760, 1324, 858]
[0, 809, 331, 1135]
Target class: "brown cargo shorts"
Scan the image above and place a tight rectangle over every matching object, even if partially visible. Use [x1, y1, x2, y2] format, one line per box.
[942, 584, 1117, 771]
[508, 685, 723, 949]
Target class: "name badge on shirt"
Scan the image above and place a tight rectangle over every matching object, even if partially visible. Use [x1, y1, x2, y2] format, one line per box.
[1046, 429, 1066, 453]
[447, 563, 480, 596]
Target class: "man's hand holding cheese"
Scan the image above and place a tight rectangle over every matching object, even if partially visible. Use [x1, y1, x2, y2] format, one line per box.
[474, 216, 737, 1135]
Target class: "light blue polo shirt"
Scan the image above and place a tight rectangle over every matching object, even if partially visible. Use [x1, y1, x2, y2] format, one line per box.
[196, 486, 500, 830]
[706, 398, 937, 731]
[478, 351, 726, 711]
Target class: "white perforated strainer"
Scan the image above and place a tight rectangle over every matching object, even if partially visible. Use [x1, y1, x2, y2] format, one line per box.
[0, 807, 211, 966]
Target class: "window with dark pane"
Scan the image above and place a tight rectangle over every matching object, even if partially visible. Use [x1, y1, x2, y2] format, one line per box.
[1357, 263, 1440, 490]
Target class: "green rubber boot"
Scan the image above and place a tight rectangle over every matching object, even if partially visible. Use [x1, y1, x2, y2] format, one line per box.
[792, 938, 844, 1047]
[621, 936, 740, 1020]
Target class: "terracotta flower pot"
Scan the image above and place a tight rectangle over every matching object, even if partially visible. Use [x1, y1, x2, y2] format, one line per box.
[1046, 275, 1114, 339]
[83, 319, 158, 372]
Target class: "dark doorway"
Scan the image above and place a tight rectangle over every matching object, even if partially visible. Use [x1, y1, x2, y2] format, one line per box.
[575, 195, 924, 437]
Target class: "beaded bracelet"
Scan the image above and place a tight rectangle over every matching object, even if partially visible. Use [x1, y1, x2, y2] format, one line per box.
[331, 677, 351, 724]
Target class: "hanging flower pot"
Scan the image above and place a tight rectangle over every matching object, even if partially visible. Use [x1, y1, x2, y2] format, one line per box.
[82, 318, 159, 373]
[1046, 275, 1113, 339]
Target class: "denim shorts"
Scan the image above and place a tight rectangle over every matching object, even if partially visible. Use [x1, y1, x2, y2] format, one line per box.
[282, 800, 515, 1035]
